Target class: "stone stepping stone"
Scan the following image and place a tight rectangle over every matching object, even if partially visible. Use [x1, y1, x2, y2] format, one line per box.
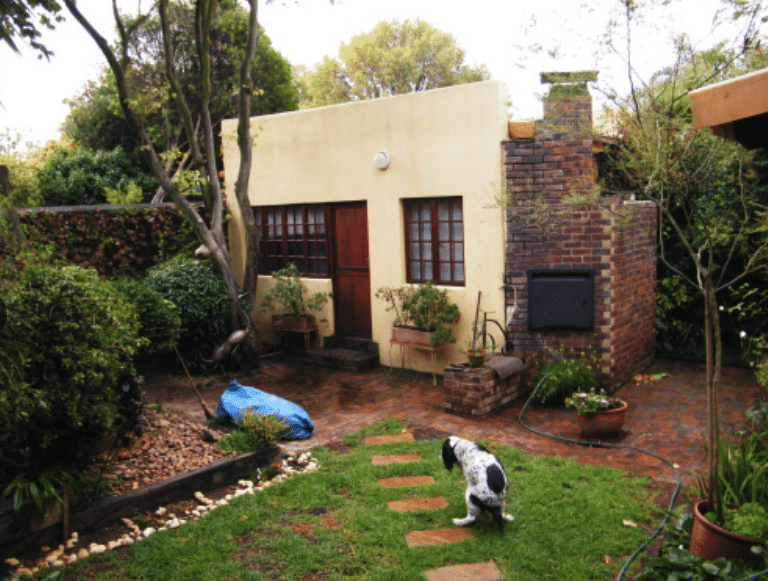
[362, 433, 415, 445]
[379, 475, 435, 488]
[371, 454, 422, 466]
[405, 527, 473, 548]
[424, 560, 501, 581]
[387, 497, 447, 512]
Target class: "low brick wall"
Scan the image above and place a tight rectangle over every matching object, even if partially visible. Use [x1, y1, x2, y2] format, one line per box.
[443, 355, 536, 416]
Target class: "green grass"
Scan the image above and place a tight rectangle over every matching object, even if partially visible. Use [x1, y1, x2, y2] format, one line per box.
[52, 420, 658, 581]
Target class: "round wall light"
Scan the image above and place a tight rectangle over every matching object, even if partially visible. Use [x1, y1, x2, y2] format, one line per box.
[373, 150, 390, 170]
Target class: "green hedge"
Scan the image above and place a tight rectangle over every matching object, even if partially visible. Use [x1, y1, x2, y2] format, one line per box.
[0, 264, 143, 483]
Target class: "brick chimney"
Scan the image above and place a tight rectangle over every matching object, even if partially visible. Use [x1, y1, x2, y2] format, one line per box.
[503, 69, 657, 387]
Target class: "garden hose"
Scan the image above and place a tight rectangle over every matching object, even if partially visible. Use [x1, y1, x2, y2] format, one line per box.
[518, 374, 682, 581]
[518, 375, 768, 581]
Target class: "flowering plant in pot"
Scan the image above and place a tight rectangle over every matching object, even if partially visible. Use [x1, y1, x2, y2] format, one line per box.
[565, 388, 628, 437]
[564, 388, 625, 416]
[461, 339, 487, 368]
[375, 282, 460, 346]
[261, 264, 331, 328]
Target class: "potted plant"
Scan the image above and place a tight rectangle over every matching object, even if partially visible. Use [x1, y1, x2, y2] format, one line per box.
[565, 389, 628, 437]
[261, 264, 331, 330]
[461, 339, 487, 368]
[690, 420, 768, 560]
[375, 282, 460, 346]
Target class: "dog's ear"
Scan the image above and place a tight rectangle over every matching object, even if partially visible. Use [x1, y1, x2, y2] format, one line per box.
[440, 438, 456, 471]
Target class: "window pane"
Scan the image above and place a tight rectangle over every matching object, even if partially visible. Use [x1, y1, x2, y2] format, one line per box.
[452, 223, 463, 242]
[420, 203, 431, 222]
[440, 263, 451, 281]
[408, 223, 420, 242]
[455, 263, 465, 282]
[423, 261, 433, 280]
[454, 242, 464, 261]
[420, 223, 431, 240]
[438, 202, 449, 221]
[438, 221, 449, 241]
[410, 242, 420, 260]
[411, 262, 421, 280]
[421, 242, 432, 261]
[439, 242, 450, 261]
[452, 204, 462, 221]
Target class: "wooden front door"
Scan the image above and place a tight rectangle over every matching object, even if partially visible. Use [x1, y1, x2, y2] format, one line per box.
[333, 203, 372, 338]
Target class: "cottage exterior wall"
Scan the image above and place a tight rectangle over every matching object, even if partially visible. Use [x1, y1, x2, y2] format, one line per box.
[222, 81, 510, 374]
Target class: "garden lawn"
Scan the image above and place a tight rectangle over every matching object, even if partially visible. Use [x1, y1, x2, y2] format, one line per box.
[56, 421, 658, 581]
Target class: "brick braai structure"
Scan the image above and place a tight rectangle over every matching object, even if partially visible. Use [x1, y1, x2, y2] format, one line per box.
[504, 71, 657, 387]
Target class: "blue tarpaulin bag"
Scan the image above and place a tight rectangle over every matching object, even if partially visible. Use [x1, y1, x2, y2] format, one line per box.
[216, 380, 314, 440]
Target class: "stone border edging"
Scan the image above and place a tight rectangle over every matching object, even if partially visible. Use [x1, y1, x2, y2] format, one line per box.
[0, 445, 281, 557]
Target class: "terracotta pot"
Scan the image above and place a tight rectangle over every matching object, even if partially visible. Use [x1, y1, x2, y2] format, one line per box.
[272, 314, 315, 331]
[466, 350, 487, 368]
[391, 326, 434, 346]
[576, 400, 628, 437]
[690, 500, 764, 561]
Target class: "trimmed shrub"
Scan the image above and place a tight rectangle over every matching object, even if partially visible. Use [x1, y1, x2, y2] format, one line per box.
[0, 264, 143, 483]
[144, 256, 231, 370]
[114, 277, 182, 365]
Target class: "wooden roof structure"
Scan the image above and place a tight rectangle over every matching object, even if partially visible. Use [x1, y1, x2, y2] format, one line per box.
[688, 67, 768, 149]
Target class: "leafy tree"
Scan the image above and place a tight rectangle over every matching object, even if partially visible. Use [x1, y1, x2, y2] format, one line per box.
[0, 130, 56, 207]
[298, 19, 489, 108]
[601, 1, 768, 523]
[0, 0, 61, 58]
[62, 0, 297, 202]
[37, 144, 159, 205]
[61, 0, 264, 361]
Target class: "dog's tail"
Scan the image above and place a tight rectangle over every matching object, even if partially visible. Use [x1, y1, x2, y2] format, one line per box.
[469, 494, 505, 534]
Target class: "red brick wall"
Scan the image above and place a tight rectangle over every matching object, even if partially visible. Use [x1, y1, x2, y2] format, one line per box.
[503, 83, 657, 386]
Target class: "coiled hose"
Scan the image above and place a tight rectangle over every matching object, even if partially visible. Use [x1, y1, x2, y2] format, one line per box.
[518, 374, 681, 581]
[519, 374, 768, 580]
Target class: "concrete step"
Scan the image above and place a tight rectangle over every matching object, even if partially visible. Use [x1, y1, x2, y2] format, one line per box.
[405, 528, 473, 548]
[379, 475, 435, 488]
[371, 454, 422, 466]
[424, 560, 501, 581]
[387, 497, 448, 512]
[362, 433, 414, 445]
[303, 347, 379, 371]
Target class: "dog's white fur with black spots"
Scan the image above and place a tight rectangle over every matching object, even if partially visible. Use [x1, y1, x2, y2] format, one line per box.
[440, 436, 515, 533]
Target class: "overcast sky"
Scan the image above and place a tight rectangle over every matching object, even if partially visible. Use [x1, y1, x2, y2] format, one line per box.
[0, 0, 735, 152]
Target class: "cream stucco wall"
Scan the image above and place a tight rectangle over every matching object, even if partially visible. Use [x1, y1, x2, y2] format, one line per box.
[222, 80, 510, 374]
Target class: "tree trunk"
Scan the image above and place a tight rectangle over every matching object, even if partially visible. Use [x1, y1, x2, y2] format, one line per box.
[63, 0, 263, 367]
[704, 272, 723, 524]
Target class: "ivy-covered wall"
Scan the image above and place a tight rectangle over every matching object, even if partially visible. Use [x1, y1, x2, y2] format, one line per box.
[16, 203, 202, 277]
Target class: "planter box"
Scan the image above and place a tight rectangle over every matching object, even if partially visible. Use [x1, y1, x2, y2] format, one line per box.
[272, 314, 316, 331]
[391, 326, 434, 346]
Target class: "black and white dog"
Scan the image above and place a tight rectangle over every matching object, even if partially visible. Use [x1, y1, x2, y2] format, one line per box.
[440, 436, 515, 533]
